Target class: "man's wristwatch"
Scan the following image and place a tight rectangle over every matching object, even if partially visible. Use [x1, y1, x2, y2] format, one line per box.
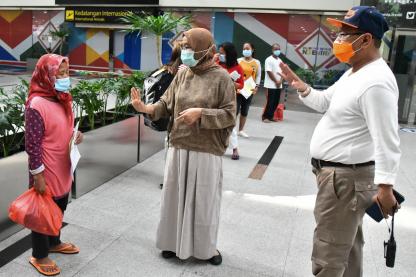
[297, 85, 311, 97]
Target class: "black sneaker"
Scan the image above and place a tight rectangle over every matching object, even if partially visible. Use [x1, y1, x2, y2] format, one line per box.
[208, 250, 222, 266]
[161, 250, 176, 259]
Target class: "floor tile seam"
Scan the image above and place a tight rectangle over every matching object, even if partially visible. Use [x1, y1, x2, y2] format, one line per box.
[399, 170, 416, 194]
[6, 224, 122, 269]
[295, 160, 314, 196]
[70, 236, 121, 277]
[366, 236, 381, 277]
[178, 261, 277, 277]
[67, 199, 160, 221]
[0, 260, 28, 273]
[62, 221, 132, 240]
[218, 263, 276, 277]
[280, 210, 300, 277]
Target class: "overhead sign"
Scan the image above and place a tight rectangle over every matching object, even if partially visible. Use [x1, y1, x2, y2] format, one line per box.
[57, 0, 158, 4]
[64, 7, 150, 24]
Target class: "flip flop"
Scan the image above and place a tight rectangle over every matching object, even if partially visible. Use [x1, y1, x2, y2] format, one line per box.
[49, 243, 80, 254]
[29, 257, 61, 276]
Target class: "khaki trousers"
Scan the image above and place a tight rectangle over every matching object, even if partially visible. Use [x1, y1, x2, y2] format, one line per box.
[311, 165, 377, 277]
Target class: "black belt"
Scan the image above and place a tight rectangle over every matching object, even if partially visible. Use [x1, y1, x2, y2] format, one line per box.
[311, 158, 375, 169]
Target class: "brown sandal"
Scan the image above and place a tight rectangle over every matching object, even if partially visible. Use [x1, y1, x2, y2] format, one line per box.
[49, 243, 79, 254]
[29, 257, 61, 276]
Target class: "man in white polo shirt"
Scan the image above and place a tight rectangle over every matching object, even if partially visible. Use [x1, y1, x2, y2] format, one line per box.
[262, 43, 283, 122]
[279, 6, 401, 277]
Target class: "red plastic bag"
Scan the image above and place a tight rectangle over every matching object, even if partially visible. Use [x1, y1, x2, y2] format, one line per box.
[8, 187, 63, 236]
[273, 104, 285, 121]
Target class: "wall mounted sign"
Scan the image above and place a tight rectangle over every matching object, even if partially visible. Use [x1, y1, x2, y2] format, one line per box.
[361, 0, 416, 27]
[295, 29, 335, 70]
[64, 7, 153, 24]
[38, 22, 61, 53]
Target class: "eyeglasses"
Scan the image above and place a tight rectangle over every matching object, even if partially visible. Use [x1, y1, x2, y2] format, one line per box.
[336, 32, 364, 39]
[180, 45, 192, 50]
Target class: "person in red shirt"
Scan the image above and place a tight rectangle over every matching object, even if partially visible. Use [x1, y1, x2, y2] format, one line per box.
[217, 42, 244, 160]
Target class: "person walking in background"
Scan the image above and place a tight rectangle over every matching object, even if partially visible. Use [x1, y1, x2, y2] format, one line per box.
[262, 43, 283, 123]
[279, 6, 401, 276]
[131, 28, 236, 265]
[217, 42, 244, 160]
[237, 42, 262, 138]
[25, 54, 83, 276]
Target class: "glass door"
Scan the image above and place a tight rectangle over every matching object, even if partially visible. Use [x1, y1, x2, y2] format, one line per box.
[390, 30, 416, 124]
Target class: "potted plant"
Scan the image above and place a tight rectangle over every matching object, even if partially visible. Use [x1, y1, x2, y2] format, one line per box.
[122, 12, 192, 66]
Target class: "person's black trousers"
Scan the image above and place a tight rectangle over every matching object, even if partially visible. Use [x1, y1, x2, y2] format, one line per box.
[31, 194, 69, 259]
[262, 88, 282, 121]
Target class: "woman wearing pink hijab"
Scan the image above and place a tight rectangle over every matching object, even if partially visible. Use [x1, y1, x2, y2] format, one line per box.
[25, 54, 83, 276]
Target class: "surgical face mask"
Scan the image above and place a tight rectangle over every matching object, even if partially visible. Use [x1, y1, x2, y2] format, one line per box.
[332, 35, 364, 63]
[54, 77, 71, 92]
[242, 49, 252, 57]
[180, 45, 213, 68]
[273, 50, 281, 57]
[219, 54, 226, 63]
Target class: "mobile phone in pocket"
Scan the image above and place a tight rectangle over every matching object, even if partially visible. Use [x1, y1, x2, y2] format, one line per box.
[366, 189, 405, 222]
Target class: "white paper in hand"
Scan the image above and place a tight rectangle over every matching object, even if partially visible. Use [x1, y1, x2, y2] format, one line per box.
[70, 122, 81, 175]
[229, 70, 241, 81]
[240, 77, 256, 99]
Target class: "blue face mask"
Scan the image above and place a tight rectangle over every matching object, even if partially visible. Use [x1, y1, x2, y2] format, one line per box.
[273, 50, 281, 57]
[181, 49, 198, 67]
[242, 49, 252, 57]
[55, 77, 71, 92]
[219, 54, 226, 63]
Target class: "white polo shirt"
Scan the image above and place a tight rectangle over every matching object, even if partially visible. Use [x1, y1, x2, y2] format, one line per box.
[264, 55, 282, 89]
[301, 58, 401, 185]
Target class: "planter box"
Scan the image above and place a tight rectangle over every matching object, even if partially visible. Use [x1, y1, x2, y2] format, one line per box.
[138, 115, 165, 163]
[72, 115, 165, 198]
[0, 152, 28, 241]
[72, 116, 140, 198]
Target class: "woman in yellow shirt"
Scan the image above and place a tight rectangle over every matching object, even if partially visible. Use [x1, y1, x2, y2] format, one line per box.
[237, 43, 261, 136]
[230, 42, 261, 159]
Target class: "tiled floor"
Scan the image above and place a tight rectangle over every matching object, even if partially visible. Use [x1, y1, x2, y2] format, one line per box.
[0, 87, 415, 276]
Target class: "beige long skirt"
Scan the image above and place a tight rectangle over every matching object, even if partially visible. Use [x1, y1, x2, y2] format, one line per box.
[156, 147, 223, 260]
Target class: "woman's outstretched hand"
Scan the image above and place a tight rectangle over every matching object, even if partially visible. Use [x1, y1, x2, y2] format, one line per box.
[131, 87, 147, 113]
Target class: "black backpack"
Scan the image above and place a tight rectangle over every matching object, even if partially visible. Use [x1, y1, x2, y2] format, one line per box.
[142, 68, 174, 132]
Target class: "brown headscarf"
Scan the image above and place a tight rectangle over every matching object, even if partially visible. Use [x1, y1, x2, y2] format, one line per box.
[183, 28, 218, 75]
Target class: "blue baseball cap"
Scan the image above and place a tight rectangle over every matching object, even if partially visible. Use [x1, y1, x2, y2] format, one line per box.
[327, 6, 389, 39]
